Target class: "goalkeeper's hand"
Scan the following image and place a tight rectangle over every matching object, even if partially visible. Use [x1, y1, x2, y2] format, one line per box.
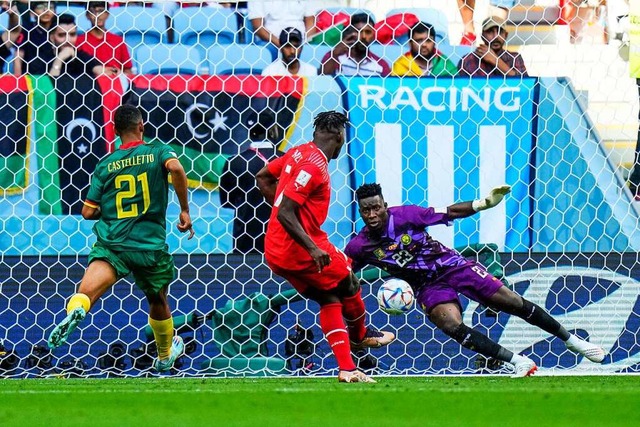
[472, 185, 511, 212]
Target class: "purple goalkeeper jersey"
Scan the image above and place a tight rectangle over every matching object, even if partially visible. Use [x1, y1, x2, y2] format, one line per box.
[344, 205, 471, 290]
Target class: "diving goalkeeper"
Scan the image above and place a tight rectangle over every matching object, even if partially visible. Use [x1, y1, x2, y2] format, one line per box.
[345, 183, 607, 377]
[47, 104, 195, 373]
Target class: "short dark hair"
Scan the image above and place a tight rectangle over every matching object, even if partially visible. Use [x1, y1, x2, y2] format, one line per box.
[410, 21, 436, 40]
[350, 13, 375, 27]
[50, 13, 76, 32]
[356, 183, 383, 202]
[313, 111, 348, 133]
[114, 104, 142, 135]
[30, 1, 55, 12]
[88, 1, 109, 11]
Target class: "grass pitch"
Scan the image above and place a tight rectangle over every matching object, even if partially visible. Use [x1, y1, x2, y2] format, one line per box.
[1, 375, 638, 427]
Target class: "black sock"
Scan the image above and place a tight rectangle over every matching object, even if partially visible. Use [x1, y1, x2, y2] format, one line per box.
[516, 299, 570, 341]
[450, 323, 514, 362]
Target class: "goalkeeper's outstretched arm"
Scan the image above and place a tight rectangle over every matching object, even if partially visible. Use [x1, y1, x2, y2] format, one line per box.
[447, 185, 511, 219]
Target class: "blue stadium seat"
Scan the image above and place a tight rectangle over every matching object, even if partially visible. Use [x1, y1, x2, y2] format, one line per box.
[0, 9, 8, 32]
[173, 7, 238, 54]
[298, 44, 332, 69]
[386, 8, 450, 44]
[55, 4, 92, 33]
[208, 44, 273, 75]
[109, 5, 167, 49]
[369, 43, 406, 68]
[133, 44, 205, 75]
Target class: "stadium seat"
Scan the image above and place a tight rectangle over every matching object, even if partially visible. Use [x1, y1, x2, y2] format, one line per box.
[386, 8, 450, 44]
[0, 9, 8, 32]
[173, 7, 238, 55]
[55, 4, 92, 33]
[298, 44, 332, 69]
[133, 44, 205, 75]
[369, 43, 407, 68]
[109, 5, 167, 49]
[207, 44, 273, 75]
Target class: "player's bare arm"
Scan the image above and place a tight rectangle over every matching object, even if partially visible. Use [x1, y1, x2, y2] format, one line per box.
[277, 195, 331, 272]
[81, 203, 101, 220]
[166, 158, 195, 239]
[447, 185, 511, 219]
[256, 165, 278, 205]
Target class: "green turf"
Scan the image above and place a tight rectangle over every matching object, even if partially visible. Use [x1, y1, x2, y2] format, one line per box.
[1, 376, 638, 427]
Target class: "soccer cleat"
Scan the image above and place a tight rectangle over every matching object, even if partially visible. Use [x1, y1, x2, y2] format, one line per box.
[350, 326, 395, 351]
[47, 307, 86, 349]
[510, 357, 537, 378]
[565, 339, 607, 363]
[338, 369, 376, 383]
[153, 336, 185, 372]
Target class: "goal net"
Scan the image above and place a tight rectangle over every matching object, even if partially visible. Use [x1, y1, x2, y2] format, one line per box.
[1, 0, 639, 378]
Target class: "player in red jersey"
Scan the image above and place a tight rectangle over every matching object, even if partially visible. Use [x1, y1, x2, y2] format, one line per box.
[256, 111, 394, 383]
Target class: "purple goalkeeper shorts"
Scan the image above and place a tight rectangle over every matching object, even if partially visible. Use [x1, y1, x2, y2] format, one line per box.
[416, 262, 503, 314]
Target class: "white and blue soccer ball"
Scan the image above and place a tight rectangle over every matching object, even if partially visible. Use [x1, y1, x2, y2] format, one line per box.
[376, 278, 415, 315]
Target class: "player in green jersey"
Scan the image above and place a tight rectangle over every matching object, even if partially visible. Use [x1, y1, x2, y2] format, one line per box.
[47, 104, 195, 373]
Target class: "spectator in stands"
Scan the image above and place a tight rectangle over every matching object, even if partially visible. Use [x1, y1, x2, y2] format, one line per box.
[0, 2, 20, 73]
[14, 0, 56, 75]
[262, 27, 317, 76]
[47, 14, 105, 77]
[391, 21, 458, 77]
[76, 2, 133, 75]
[219, 110, 284, 254]
[458, 16, 527, 77]
[458, 0, 511, 46]
[247, 0, 318, 47]
[320, 13, 390, 77]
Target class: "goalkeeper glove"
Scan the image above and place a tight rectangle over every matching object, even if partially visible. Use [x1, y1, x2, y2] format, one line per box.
[472, 185, 511, 212]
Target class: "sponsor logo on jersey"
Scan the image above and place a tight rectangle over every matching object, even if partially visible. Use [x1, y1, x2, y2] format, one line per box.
[373, 248, 385, 259]
[387, 244, 398, 251]
[401, 234, 412, 245]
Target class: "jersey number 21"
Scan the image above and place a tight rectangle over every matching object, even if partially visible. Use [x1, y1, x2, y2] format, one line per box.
[115, 173, 151, 219]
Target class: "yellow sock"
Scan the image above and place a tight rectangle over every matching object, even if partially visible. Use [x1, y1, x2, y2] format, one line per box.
[66, 293, 91, 315]
[149, 317, 174, 359]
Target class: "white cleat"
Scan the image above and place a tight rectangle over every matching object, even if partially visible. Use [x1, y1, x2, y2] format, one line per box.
[566, 339, 607, 363]
[338, 369, 376, 383]
[511, 357, 538, 378]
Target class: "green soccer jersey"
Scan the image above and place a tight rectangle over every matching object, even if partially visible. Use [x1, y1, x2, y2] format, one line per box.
[85, 140, 178, 251]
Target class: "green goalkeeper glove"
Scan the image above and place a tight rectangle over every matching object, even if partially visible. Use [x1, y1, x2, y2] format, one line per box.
[472, 185, 511, 212]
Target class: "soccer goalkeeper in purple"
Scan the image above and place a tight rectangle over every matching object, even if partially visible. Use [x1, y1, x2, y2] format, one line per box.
[345, 183, 607, 377]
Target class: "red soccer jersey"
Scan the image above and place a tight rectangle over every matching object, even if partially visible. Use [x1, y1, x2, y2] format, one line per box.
[76, 31, 133, 71]
[264, 142, 331, 269]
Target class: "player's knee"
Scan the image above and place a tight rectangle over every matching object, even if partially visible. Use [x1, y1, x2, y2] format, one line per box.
[336, 273, 360, 298]
[433, 315, 464, 337]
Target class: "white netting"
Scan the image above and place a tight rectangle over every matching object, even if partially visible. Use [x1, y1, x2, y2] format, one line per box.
[1, 0, 639, 378]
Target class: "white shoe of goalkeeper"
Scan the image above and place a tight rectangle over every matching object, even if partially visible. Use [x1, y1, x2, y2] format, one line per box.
[511, 357, 537, 378]
[565, 338, 606, 363]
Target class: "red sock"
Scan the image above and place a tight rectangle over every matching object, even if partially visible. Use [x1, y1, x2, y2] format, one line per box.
[342, 289, 366, 343]
[319, 303, 356, 371]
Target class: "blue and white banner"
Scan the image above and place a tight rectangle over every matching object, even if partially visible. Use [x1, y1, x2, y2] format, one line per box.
[339, 76, 537, 252]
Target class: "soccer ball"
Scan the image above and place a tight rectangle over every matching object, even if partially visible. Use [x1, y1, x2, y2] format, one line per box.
[376, 279, 415, 315]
